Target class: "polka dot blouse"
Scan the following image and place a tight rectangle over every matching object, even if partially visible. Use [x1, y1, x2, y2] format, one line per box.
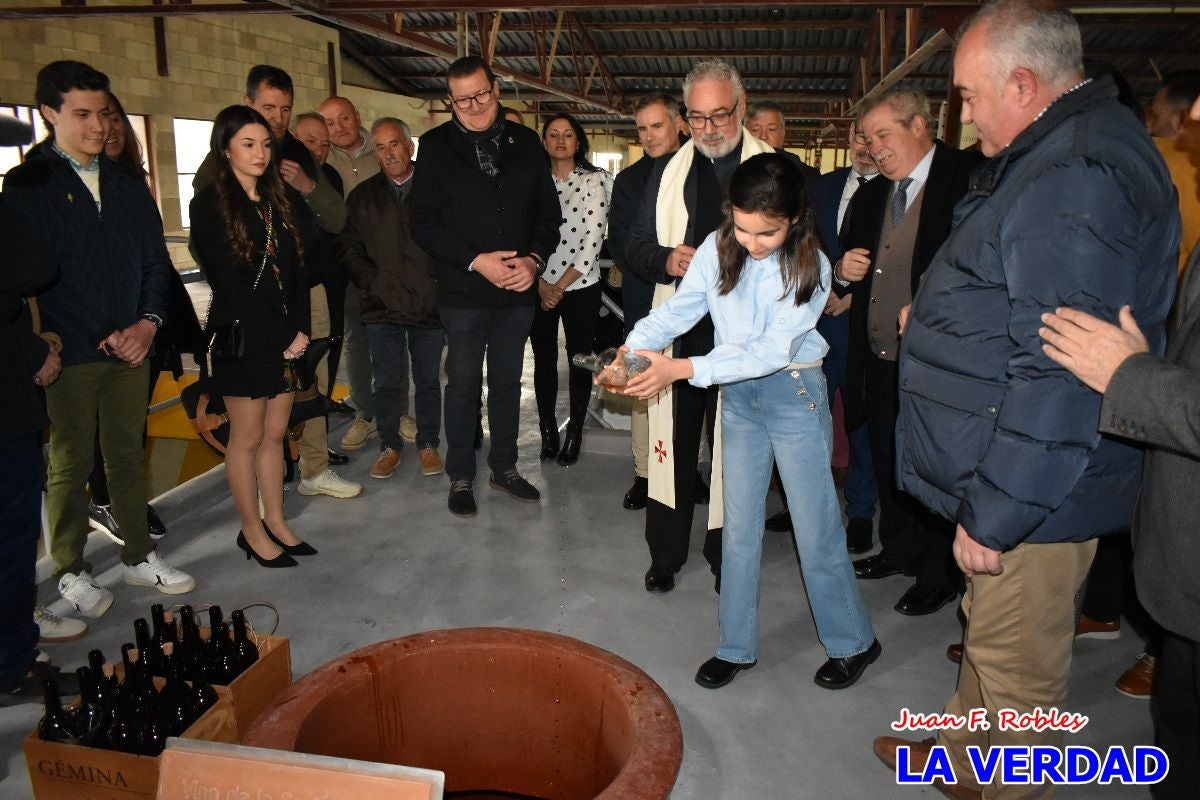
[546, 165, 613, 291]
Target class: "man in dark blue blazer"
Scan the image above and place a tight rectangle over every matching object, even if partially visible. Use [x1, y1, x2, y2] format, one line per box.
[785, 122, 880, 553]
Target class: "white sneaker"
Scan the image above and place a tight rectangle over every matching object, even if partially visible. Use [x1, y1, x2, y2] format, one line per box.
[340, 418, 377, 451]
[57, 572, 114, 619]
[399, 415, 418, 444]
[298, 468, 363, 499]
[123, 551, 195, 594]
[35, 607, 88, 643]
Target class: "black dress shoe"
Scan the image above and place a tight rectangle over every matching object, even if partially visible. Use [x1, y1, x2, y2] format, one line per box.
[623, 476, 648, 510]
[853, 554, 906, 580]
[894, 584, 958, 616]
[846, 517, 873, 554]
[327, 448, 349, 466]
[448, 481, 477, 518]
[261, 519, 318, 556]
[539, 421, 559, 461]
[695, 656, 756, 689]
[765, 508, 793, 532]
[814, 639, 881, 690]
[556, 424, 582, 465]
[644, 566, 676, 593]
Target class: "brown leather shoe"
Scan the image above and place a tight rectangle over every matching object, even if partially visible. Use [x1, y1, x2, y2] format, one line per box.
[1115, 652, 1157, 699]
[874, 737, 982, 799]
[370, 447, 401, 479]
[946, 643, 963, 664]
[1075, 614, 1120, 640]
[418, 447, 443, 476]
[874, 735, 937, 771]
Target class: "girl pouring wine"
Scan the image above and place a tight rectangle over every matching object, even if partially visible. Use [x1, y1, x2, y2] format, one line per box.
[620, 153, 880, 690]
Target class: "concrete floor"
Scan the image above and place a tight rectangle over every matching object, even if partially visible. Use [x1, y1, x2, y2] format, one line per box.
[1, 354, 1156, 798]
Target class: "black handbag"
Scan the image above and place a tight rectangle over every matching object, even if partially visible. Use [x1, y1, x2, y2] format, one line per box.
[205, 321, 245, 363]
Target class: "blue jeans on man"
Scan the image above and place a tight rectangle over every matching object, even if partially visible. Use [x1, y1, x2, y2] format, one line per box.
[818, 312, 877, 520]
[717, 367, 876, 664]
[366, 323, 444, 452]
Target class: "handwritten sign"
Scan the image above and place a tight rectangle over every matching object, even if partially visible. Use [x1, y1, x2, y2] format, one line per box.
[157, 739, 443, 800]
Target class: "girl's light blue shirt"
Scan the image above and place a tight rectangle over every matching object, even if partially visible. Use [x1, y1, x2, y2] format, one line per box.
[625, 231, 831, 388]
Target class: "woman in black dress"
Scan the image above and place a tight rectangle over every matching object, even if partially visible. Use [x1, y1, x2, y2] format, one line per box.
[190, 105, 313, 568]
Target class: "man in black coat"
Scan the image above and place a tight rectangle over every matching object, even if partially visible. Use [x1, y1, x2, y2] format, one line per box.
[606, 92, 685, 510]
[340, 117, 444, 482]
[410, 56, 561, 518]
[0, 114, 81, 700]
[835, 88, 982, 617]
[5, 61, 195, 618]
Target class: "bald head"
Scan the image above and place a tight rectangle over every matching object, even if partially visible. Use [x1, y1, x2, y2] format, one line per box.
[318, 96, 363, 151]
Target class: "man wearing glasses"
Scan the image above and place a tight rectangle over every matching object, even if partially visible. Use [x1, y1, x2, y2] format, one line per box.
[410, 56, 560, 518]
[622, 60, 775, 595]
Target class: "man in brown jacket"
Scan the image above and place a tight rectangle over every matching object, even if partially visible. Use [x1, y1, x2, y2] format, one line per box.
[338, 117, 444, 480]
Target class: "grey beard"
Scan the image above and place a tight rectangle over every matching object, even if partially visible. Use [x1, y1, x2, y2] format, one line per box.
[695, 134, 739, 159]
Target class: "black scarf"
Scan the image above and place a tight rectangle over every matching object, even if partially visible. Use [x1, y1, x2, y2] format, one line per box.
[453, 109, 506, 178]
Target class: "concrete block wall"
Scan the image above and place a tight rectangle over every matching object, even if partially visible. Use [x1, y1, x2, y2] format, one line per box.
[0, 8, 437, 242]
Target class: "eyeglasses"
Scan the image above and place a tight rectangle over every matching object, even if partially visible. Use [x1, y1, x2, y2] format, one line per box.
[449, 87, 495, 110]
[685, 100, 740, 129]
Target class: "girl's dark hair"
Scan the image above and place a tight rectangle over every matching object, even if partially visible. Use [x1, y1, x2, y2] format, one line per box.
[541, 112, 601, 172]
[105, 92, 144, 175]
[716, 152, 821, 304]
[209, 105, 301, 268]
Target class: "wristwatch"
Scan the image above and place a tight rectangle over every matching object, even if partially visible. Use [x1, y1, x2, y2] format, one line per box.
[528, 253, 547, 277]
[141, 313, 163, 330]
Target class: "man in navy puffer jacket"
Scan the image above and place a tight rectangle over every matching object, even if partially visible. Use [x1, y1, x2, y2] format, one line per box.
[874, 2, 1178, 796]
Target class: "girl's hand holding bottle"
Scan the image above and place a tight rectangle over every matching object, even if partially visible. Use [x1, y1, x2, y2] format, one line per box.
[623, 349, 692, 400]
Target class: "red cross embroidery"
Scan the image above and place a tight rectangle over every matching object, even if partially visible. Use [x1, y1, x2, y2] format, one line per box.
[655, 440, 668, 463]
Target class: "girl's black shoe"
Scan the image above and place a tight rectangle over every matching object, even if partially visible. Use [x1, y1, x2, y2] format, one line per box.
[557, 424, 582, 466]
[261, 520, 318, 556]
[539, 421, 560, 460]
[236, 532, 298, 568]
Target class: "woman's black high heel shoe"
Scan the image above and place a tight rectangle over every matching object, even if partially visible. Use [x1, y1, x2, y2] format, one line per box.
[236, 531, 298, 568]
[557, 423, 583, 466]
[262, 520, 318, 556]
[539, 421, 560, 460]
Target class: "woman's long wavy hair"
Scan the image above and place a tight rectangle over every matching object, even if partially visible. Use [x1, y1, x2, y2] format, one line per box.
[541, 112, 602, 173]
[716, 152, 821, 305]
[209, 105, 301, 268]
[105, 92, 145, 175]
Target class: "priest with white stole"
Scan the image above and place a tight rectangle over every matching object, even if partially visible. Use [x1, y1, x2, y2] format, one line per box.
[621, 60, 774, 596]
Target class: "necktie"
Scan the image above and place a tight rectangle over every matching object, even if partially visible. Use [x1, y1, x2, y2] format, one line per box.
[892, 177, 913, 226]
[838, 175, 871, 239]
